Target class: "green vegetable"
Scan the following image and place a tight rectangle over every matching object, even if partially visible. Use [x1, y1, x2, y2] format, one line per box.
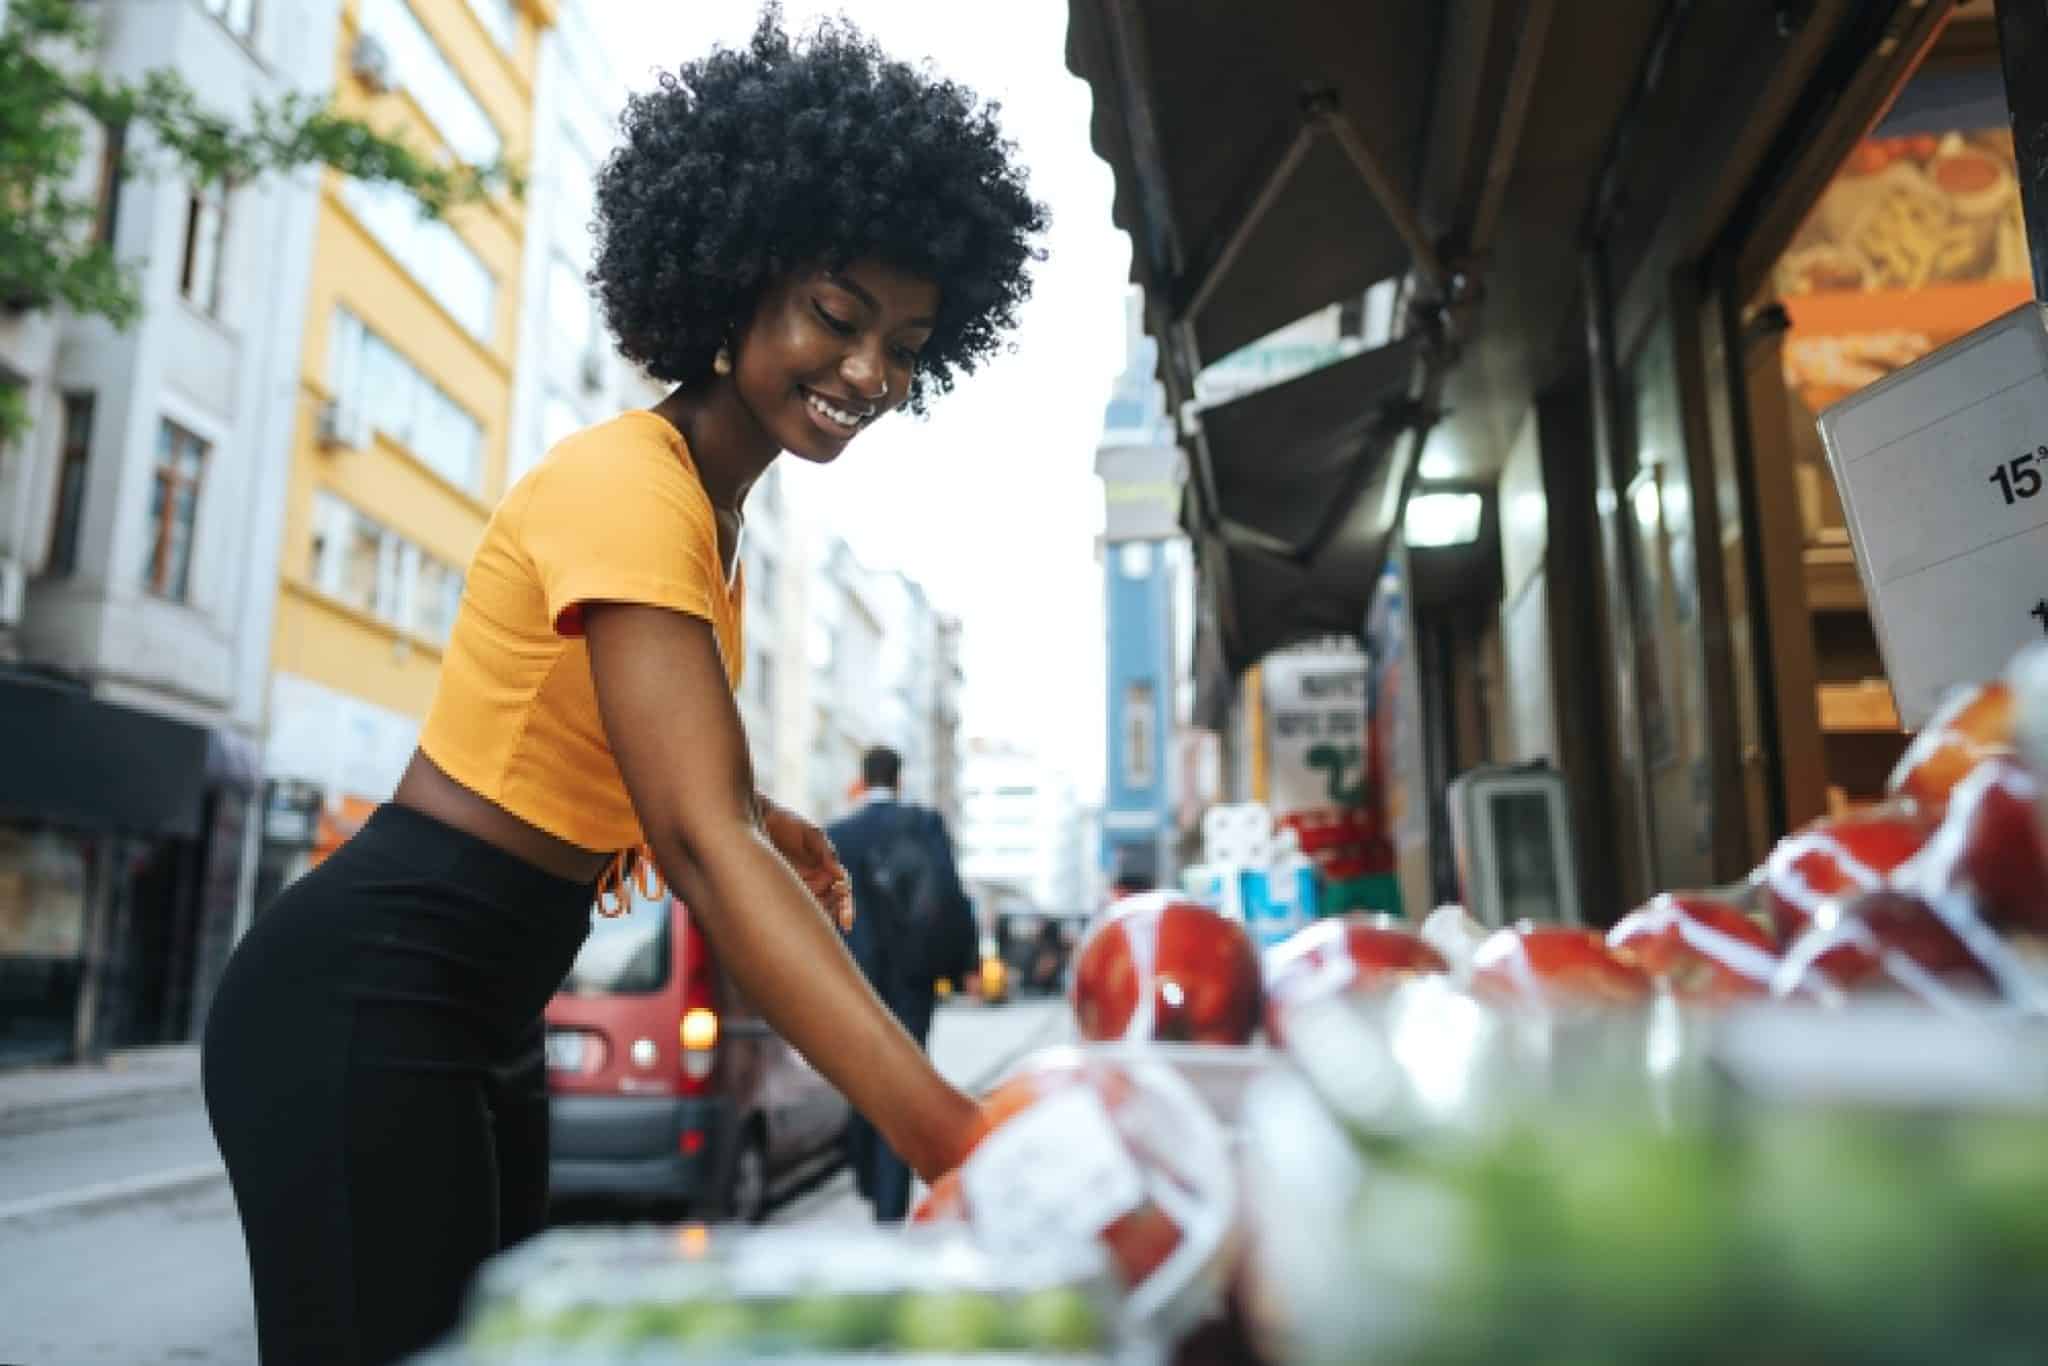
[892, 1290, 1009, 1352]
[1010, 1287, 1107, 1352]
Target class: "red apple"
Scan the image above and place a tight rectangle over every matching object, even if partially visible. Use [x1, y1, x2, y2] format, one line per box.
[1072, 893, 1263, 1045]
[1606, 893, 1780, 1004]
[1920, 757, 2048, 936]
[1773, 889, 2002, 1003]
[1760, 808, 1938, 942]
[1888, 680, 2013, 807]
[1261, 915, 1448, 1042]
[1469, 924, 1655, 1006]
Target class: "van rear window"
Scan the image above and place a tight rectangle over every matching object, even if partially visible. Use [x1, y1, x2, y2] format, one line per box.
[562, 888, 671, 995]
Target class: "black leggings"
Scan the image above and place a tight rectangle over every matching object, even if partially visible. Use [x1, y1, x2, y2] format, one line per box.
[203, 805, 593, 1365]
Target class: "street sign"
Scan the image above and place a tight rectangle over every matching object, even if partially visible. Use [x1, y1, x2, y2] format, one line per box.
[1819, 302, 2048, 727]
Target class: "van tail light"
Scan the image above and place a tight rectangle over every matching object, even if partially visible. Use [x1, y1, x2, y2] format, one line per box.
[680, 1008, 719, 1079]
[677, 904, 719, 1095]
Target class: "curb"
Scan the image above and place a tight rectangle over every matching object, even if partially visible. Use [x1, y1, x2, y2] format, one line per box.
[0, 1078, 202, 1139]
[0, 1161, 226, 1227]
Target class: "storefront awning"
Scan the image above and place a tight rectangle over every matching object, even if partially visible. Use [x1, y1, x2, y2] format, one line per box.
[1067, 0, 1470, 703]
[0, 673, 211, 838]
[1066, 0, 1447, 364]
[1199, 335, 1422, 552]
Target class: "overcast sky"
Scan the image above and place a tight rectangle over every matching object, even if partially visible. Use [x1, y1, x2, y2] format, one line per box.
[591, 1, 1131, 802]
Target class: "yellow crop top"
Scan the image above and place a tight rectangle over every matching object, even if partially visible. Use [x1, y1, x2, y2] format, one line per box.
[418, 411, 745, 862]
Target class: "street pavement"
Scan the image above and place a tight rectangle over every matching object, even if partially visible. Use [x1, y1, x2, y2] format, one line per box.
[771, 994, 1074, 1226]
[0, 997, 1070, 1365]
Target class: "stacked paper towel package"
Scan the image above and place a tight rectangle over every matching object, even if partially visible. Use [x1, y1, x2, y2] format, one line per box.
[1180, 804, 1321, 949]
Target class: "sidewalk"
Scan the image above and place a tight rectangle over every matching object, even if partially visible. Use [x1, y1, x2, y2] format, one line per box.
[0, 1043, 203, 1138]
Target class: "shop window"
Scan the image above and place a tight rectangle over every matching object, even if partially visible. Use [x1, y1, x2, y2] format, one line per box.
[328, 308, 482, 490]
[179, 187, 228, 318]
[146, 419, 207, 600]
[1774, 72, 2029, 443]
[0, 828, 90, 958]
[46, 393, 94, 577]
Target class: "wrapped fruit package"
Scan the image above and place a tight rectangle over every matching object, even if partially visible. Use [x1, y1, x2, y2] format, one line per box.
[450, 1222, 1124, 1363]
[917, 1047, 1238, 1344]
[1244, 996, 2048, 1366]
[1261, 915, 1448, 1045]
[1071, 893, 1263, 1045]
[1468, 923, 1655, 1007]
[1606, 892, 1780, 1003]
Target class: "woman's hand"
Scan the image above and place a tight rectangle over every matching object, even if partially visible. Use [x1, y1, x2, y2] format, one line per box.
[759, 793, 853, 932]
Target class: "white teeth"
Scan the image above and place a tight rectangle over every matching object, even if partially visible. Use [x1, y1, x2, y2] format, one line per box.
[806, 392, 865, 429]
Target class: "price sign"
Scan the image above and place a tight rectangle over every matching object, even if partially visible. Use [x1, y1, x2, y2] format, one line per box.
[959, 1086, 1145, 1254]
[1819, 303, 2048, 727]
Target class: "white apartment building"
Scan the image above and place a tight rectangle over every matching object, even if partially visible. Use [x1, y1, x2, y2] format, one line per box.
[802, 537, 887, 821]
[504, 0, 659, 488]
[0, 0, 338, 1064]
[957, 738, 1090, 916]
[874, 571, 938, 807]
[931, 615, 965, 835]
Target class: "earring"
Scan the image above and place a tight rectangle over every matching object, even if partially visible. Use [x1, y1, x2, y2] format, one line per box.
[713, 344, 733, 377]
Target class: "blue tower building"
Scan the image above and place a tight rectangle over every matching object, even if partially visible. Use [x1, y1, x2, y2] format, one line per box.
[1096, 292, 1186, 895]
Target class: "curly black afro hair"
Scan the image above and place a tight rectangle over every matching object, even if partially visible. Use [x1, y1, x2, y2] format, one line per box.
[591, 6, 1048, 412]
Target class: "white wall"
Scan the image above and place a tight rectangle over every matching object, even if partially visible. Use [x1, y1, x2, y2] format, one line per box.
[506, 0, 661, 491]
[9, 0, 336, 755]
[958, 739, 1088, 913]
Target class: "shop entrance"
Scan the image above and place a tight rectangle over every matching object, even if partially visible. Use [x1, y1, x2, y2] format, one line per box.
[1733, 4, 2022, 822]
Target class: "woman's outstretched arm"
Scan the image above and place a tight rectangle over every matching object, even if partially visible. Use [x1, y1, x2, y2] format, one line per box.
[585, 600, 982, 1181]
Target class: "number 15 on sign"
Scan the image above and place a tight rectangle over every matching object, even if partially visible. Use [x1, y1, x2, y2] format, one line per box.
[1990, 447, 2046, 506]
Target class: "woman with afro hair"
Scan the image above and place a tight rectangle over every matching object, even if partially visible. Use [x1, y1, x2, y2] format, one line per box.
[202, 10, 1046, 1362]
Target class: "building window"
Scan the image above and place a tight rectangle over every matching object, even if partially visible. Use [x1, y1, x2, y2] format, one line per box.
[1118, 541, 1155, 578]
[179, 187, 228, 317]
[548, 253, 596, 361]
[540, 390, 582, 455]
[554, 138, 598, 263]
[328, 308, 483, 491]
[146, 420, 207, 600]
[92, 125, 124, 245]
[1123, 682, 1156, 789]
[46, 393, 94, 577]
[357, 0, 502, 165]
[465, 0, 517, 50]
[203, 0, 258, 40]
[339, 179, 497, 340]
[307, 491, 463, 644]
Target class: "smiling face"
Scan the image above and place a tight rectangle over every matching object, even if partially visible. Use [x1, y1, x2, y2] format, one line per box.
[729, 258, 939, 463]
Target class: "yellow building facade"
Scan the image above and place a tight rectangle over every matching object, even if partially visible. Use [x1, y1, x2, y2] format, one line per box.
[264, 0, 554, 847]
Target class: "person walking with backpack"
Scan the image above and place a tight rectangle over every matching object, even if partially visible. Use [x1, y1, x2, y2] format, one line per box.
[830, 746, 979, 1221]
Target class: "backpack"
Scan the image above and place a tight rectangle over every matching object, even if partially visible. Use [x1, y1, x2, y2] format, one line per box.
[863, 807, 977, 992]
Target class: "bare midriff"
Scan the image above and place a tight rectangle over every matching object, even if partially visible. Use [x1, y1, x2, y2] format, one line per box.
[390, 750, 611, 885]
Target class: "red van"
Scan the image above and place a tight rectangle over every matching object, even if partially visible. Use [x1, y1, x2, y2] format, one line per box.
[544, 887, 850, 1221]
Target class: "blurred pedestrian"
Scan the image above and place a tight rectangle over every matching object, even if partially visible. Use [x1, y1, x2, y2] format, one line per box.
[830, 746, 978, 1221]
[200, 11, 1044, 1361]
